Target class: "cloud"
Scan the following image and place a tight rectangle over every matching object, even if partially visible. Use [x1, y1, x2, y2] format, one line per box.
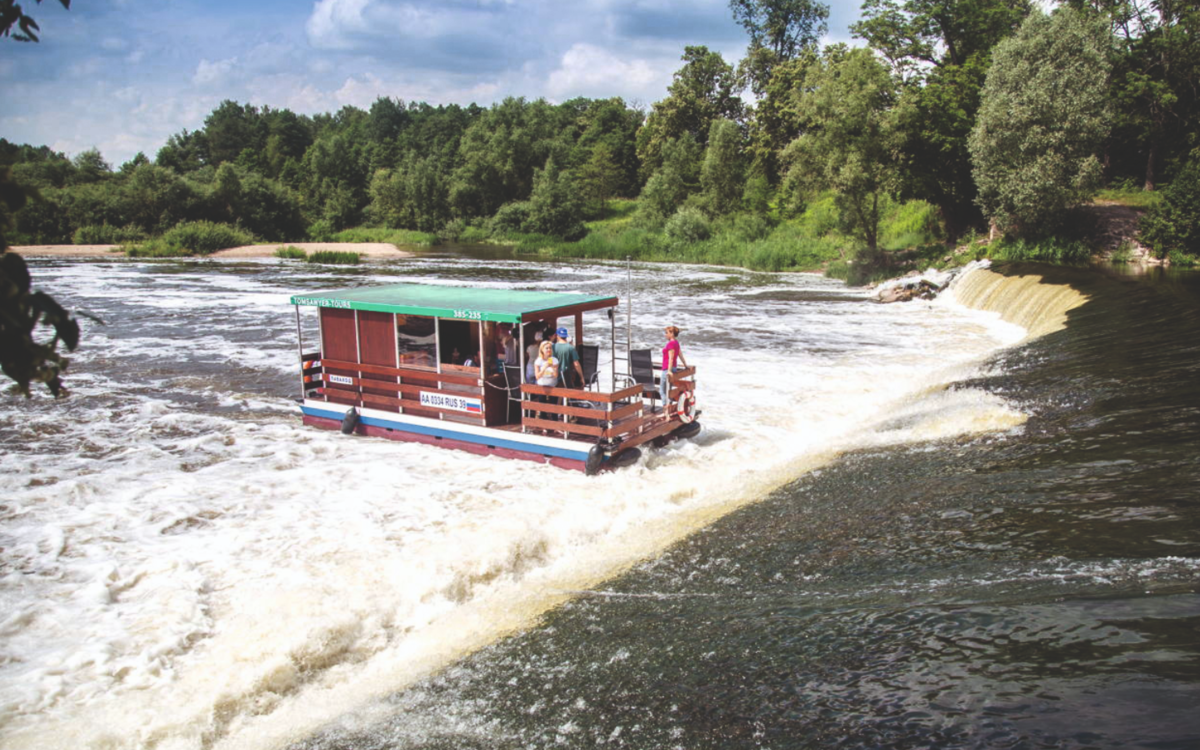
[546, 44, 668, 102]
[194, 58, 239, 86]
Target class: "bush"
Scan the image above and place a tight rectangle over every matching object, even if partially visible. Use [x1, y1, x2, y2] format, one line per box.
[275, 246, 307, 260]
[122, 240, 192, 258]
[1167, 249, 1199, 267]
[161, 221, 254, 255]
[1139, 158, 1200, 259]
[665, 206, 710, 243]
[73, 224, 145, 245]
[306, 250, 361, 264]
[489, 201, 532, 236]
[308, 219, 335, 242]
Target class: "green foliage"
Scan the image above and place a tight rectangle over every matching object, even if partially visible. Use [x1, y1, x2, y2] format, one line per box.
[636, 46, 744, 179]
[700, 119, 745, 216]
[665, 206, 712, 243]
[635, 134, 703, 227]
[306, 250, 361, 265]
[969, 8, 1112, 237]
[1139, 156, 1200, 259]
[72, 224, 145, 245]
[1094, 187, 1162, 210]
[988, 237, 1092, 263]
[880, 198, 941, 250]
[524, 158, 586, 240]
[1166, 249, 1199, 267]
[163, 220, 253, 254]
[274, 246, 307, 259]
[783, 46, 901, 253]
[488, 201, 531, 235]
[123, 221, 253, 256]
[329, 227, 439, 246]
[123, 241, 193, 258]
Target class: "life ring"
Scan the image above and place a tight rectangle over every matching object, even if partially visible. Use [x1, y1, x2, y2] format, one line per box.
[676, 390, 696, 423]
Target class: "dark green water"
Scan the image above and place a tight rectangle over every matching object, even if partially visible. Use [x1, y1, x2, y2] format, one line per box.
[296, 264, 1200, 749]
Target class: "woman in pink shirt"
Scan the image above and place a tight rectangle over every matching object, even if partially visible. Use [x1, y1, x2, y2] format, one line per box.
[660, 325, 687, 406]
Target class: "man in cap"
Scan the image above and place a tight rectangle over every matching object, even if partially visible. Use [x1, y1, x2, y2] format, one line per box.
[552, 326, 584, 388]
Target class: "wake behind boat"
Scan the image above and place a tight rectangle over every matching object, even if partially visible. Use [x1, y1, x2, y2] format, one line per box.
[290, 282, 701, 473]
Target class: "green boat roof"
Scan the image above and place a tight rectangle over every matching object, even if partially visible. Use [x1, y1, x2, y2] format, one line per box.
[290, 282, 618, 324]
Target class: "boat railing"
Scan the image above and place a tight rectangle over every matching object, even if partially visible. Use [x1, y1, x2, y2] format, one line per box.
[519, 365, 696, 449]
[299, 355, 489, 423]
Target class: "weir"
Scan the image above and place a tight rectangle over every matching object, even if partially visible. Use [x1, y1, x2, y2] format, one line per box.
[951, 264, 1090, 340]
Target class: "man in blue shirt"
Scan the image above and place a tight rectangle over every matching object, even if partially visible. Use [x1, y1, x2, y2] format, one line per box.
[552, 327, 584, 388]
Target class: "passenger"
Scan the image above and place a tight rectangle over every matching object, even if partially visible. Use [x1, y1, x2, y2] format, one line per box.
[526, 329, 544, 383]
[660, 325, 687, 407]
[499, 324, 520, 367]
[552, 327, 584, 389]
[534, 340, 559, 387]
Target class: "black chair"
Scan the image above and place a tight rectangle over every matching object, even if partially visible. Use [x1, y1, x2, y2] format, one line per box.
[619, 348, 660, 408]
[579, 344, 600, 390]
[502, 364, 525, 423]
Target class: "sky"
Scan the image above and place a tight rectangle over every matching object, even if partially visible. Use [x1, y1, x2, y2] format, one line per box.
[1, 0, 864, 167]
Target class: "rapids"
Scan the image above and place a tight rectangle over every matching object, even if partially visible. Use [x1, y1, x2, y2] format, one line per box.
[2, 253, 1196, 749]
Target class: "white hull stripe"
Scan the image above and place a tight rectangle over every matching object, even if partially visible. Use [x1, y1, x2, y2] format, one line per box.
[301, 402, 593, 462]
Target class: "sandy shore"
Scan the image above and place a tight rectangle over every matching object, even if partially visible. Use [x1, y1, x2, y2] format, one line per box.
[10, 242, 414, 259]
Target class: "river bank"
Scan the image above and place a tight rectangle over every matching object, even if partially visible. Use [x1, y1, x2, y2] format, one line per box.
[10, 242, 414, 259]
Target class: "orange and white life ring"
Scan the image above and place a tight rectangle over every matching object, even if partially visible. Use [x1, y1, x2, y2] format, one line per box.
[676, 390, 696, 423]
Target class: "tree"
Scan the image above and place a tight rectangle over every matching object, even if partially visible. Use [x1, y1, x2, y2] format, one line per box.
[524, 157, 586, 240]
[969, 8, 1112, 236]
[1065, 0, 1200, 189]
[852, 0, 1031, 237]
[782, 45, 902, 256]
[636, 47, 744, 180]
[3, 0, 81, 397]
[701, 119, 746, 216]
[1, 0, 69, 42]
[578, 143, 622, 218]
[731, 0, 829, 92]
[636, 134, 703, 227]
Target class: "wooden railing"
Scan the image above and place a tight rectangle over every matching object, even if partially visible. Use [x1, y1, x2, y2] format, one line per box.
[300, 356, 489, 422]
[519, 364, 697, 448]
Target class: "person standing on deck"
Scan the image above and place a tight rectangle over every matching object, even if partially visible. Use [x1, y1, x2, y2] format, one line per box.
[660, 325, 687, 406]
[552, 327, 584, 389]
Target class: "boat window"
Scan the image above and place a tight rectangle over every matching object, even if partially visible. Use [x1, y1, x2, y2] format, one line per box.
[396, 315, 437, 369]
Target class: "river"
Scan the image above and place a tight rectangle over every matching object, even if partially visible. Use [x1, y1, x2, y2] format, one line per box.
[1, 252, 1197, 749]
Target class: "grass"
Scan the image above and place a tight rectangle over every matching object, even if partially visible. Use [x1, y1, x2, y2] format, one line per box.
[274, 246, 307, 260]
[1094, 187, 1163, 210]
[987, 237, 1092, 264]
[122, 241, 193, 258]
[306, 250, 361, 265]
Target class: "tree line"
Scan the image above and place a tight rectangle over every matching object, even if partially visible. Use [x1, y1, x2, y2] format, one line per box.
[4, 0, 1198, 258]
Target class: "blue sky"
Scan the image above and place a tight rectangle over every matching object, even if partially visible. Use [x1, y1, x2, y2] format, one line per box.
[1, 0, 863, 166]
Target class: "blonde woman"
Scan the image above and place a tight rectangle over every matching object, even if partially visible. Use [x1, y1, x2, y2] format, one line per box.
[535, 340, 560, 387]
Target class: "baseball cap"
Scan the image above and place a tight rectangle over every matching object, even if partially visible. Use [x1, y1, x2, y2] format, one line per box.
[557, 327, 569, 339]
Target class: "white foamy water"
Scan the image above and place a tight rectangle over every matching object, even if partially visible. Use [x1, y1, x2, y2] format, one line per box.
[1, 256, 1025, 749]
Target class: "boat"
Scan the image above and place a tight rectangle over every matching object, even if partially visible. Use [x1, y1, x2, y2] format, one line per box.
[289, 282, 700, 474]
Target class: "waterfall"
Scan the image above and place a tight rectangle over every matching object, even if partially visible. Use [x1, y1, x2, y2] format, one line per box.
[950, 263, 1091, 340]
